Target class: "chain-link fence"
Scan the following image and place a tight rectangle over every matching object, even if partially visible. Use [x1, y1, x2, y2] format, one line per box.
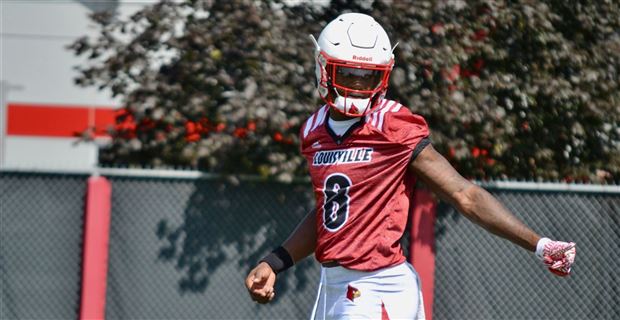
[1, 171, 618, 319]
[104, 176, 319, 320]
[0, 172, 87, 319]
[434, 188, 620, 320]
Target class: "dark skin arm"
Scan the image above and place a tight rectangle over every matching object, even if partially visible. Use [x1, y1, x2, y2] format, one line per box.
[411, 144, 540, 251]
[282, 207, 318, 262]
[244, 208, 317, 303]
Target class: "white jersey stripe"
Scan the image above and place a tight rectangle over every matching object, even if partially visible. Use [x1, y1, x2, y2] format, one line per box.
[391, 102, 403, 113]
[303, 113, 316, 138]
[371, 100, 388, 127]
[377, 101, 398, 131]
[371, 111, 378, 127]
[313, 105, 328, 130]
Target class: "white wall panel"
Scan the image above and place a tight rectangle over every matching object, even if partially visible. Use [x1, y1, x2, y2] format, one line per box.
[4, 136, 98, 170]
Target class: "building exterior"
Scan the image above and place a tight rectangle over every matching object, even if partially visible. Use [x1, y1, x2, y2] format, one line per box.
[1, 0, 151, 171]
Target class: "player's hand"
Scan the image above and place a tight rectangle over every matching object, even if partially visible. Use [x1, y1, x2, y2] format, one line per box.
[536, 238, 576, 277]
[245, 262, 277, 304]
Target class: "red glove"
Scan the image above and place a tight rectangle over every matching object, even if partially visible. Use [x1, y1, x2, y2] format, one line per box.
[535, 238, 576, 277]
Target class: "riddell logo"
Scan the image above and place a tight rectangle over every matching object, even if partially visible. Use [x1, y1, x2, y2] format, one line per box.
[352, 55, 372, 62]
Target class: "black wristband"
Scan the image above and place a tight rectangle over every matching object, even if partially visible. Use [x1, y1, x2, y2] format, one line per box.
[260, 246, 294, 274]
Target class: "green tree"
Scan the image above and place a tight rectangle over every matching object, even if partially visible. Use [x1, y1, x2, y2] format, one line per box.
[374, 0, 620, 182]
[71, 0, 321, 181]
[70, 0, 620, 182]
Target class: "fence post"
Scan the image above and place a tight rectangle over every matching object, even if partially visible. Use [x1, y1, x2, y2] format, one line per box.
[410, 188, 437, 320]
[80, 175, 111, 320]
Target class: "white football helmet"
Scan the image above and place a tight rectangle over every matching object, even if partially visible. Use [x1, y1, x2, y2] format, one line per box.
[311, 13, 395, 117]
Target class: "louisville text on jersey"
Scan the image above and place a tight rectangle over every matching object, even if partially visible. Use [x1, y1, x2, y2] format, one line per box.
[312, 148, 373, 166]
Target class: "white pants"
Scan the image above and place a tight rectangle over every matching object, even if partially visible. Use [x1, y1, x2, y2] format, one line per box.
[310, 262, 425, 320]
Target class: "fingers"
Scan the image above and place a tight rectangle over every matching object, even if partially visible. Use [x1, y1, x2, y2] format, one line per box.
[253, 289, 276, 304]
[252, 265, 271, 284]
[245, 264, 270, 290]
[249, 286, 276, 304]
[250, 265, 274, 293]
[549, 267, 570, 276]
[245, 263, 277, 303]
[545, 243, 576, 277]
[244, 269, 258, 290]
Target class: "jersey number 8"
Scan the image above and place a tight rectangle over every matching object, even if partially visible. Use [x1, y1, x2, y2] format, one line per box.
[322, 173, 352, 232]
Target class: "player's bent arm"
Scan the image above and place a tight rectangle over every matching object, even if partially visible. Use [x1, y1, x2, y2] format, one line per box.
[281, 207, 318, 263]
[258, 207, 317, 273]
[245, 208, 317, 303]
[410, 145, 540, 251]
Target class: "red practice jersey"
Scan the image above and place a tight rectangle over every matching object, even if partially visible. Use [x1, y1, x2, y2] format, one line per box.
[300, 99, 430, 271]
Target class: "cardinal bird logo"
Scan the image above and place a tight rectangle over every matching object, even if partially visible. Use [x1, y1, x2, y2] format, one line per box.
[346, 284, 361, 302]
[349, 104, 359, 114]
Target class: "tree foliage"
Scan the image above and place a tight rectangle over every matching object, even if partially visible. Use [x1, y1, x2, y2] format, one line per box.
[70, 0, 620, 182]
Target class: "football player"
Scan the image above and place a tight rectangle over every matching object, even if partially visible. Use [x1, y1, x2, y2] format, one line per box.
[245, 13, 576, 319]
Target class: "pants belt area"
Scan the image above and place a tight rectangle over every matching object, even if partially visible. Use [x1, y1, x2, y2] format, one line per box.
[321, 260, 341, 268]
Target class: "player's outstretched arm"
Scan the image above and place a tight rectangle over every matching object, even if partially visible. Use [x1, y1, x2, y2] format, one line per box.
[245, 208, 317, 303]
[410, 145, 576, 276]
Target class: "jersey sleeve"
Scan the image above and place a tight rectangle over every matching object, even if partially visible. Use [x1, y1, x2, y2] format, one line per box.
[384, 106, 431, 158]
